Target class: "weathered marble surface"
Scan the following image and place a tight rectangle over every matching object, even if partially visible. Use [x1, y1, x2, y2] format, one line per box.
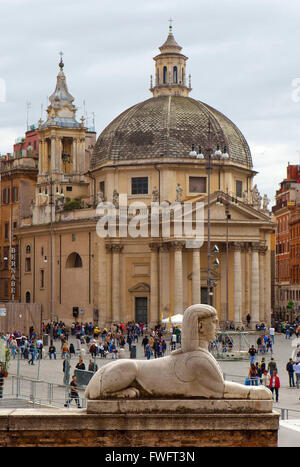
[0, 403, 279, 447]
[85, 304, 272, 401]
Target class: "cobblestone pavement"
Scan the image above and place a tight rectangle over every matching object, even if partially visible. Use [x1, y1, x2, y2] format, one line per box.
[1, 330, 300, 445]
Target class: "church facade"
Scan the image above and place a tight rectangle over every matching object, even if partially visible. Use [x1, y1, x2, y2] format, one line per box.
[17, 26, 275, 329]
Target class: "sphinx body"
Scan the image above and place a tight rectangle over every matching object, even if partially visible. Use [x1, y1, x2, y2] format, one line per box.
[85, 305, 272, 401]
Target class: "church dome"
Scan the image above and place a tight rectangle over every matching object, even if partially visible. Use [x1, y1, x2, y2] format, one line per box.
[91, 95, 253, 168]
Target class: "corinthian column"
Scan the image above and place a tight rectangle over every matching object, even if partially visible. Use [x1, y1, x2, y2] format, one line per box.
[259, 245, 267, 322]
[172, 241, 184, 315]
[105, 244, 113, 324]
[72, 138, 77, 174]
[50, 135, 56, 173]
[251, 243, 260, 328]
[149, 242, 160, 327]
[111, 244, 123, 324]
[192, 248, 201, 304]
[232, 242, 243, 326]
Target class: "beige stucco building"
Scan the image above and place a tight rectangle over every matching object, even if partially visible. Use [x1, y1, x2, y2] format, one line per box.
[17, 27, 275, 329]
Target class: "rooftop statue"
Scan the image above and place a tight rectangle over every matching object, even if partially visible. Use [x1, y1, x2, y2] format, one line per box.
[85, 304, 272, 400]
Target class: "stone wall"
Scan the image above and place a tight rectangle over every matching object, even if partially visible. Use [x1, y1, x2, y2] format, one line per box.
[0, 400, 279, 447]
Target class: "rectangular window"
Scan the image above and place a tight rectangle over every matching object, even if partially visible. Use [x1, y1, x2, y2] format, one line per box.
[236, 180, 243, 198]
[25, 257, 31, 273]
[12, 186, 18, 202]
[40, 269, 45, 289]
[99, 181, 105, 196]
[4, 280, 8, 297]
[4, 222, 9, 240]
[2, 187, 10, 204]
[131, 177, 148, 195]
[3, 247, 9, 270]
[189, 176, 206, 193]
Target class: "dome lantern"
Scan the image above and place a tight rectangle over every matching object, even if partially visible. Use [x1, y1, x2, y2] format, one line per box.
[150, 23, 192, 97]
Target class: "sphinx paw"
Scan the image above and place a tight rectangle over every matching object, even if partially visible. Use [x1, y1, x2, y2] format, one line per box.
[110, 387, 140, 399]
[248, 386, 272, 400]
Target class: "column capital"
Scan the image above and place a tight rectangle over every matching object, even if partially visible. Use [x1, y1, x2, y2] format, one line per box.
[169, 240, 185, 251]
[231, 242, 243, 252]
[149, 241, 161, 252]
[259, 245, 268, 255]
[251, 242, 261, 252]
[160, 242, 171, 252]
[106, 243, 123, 253]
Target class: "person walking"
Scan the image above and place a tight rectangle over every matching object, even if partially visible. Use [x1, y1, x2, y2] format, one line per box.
[266, 336, 273, 354]
[248, 364, 258, 386]
[48, 343, 57, 360]
[171, 333, 177, 351]
[256, 336, 262, 354]
[286, 358, 295, 387]
[88, 359, 98, 372]
[145, 342, 152, 360]
[142, 335, 149, 353]
[293, 361, 300, 389]
[75, 357, 85, 370]
[269, 326, 275, 345]
[61, 341, 70, 359]
[267, 357, 277, 376]
[262, 370, 269, 387]
[64, 375, 81, 408]
[28, 340, 36, 365]
[0, 364, 8, 399]
[248, 345, 257, 365]
[269, 370, 280, 402]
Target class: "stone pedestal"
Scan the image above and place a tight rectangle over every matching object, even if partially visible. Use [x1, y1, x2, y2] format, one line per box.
[0, 400, 279, 447]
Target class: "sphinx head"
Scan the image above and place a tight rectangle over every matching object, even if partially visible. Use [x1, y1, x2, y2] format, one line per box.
[180, 304, 219, 353]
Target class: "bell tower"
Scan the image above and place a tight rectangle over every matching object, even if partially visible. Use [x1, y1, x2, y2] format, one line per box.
[150, 23, 192, 97]
[35, 54, 90, 221]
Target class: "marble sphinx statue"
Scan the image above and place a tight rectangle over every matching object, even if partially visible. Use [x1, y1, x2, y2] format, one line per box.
[85, 304, 272, 400]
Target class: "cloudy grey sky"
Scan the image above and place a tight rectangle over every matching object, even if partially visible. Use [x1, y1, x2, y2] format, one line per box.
[0, 0, 300, 204]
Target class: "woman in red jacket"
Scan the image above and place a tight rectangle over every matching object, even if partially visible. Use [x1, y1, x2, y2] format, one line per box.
[269, 370, 280, 402]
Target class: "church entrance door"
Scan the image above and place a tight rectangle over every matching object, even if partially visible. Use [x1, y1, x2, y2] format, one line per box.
[135, 297, 148, 323]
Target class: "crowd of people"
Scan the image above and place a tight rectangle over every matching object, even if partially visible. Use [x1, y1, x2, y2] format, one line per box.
[68, 321, 178, 361]
[246, 350, 281, 402]
[0, 326, 44, 365]
[0, 320, 182, 364]
[3, 318, 300, 408]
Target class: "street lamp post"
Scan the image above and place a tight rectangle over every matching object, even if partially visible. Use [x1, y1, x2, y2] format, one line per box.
[190, 125, 229, 306]
[49, 175, 55, 322]
[216, 192, 238, 325]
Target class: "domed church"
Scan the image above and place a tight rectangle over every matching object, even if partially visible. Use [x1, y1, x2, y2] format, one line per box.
[18, 26, 274, 329]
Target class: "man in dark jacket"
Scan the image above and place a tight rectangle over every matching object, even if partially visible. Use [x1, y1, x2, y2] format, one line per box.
[64, 375, 81, 408]
[75, 357, 85, 370]
[286, 358, 295, 387]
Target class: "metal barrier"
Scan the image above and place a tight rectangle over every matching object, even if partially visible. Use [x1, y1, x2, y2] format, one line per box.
[273, 406, 300, 420]
[2, 372, 300, 422]
[2, 374, 87, 408]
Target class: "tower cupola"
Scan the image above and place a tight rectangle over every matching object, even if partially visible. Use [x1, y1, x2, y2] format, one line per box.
[150, 24, 192, 97]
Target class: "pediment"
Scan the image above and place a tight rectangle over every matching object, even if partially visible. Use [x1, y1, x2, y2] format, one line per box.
[128, 282, 150, 293]
[188, 191, 274, 225]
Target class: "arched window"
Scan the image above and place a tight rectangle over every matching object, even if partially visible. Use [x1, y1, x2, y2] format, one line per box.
[173, 66, 178, 84]
[26, 244, 31, 254]
[66, 252, 83, 268]
[25, 291, 31, 303]
[163, 66, 167, 84]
